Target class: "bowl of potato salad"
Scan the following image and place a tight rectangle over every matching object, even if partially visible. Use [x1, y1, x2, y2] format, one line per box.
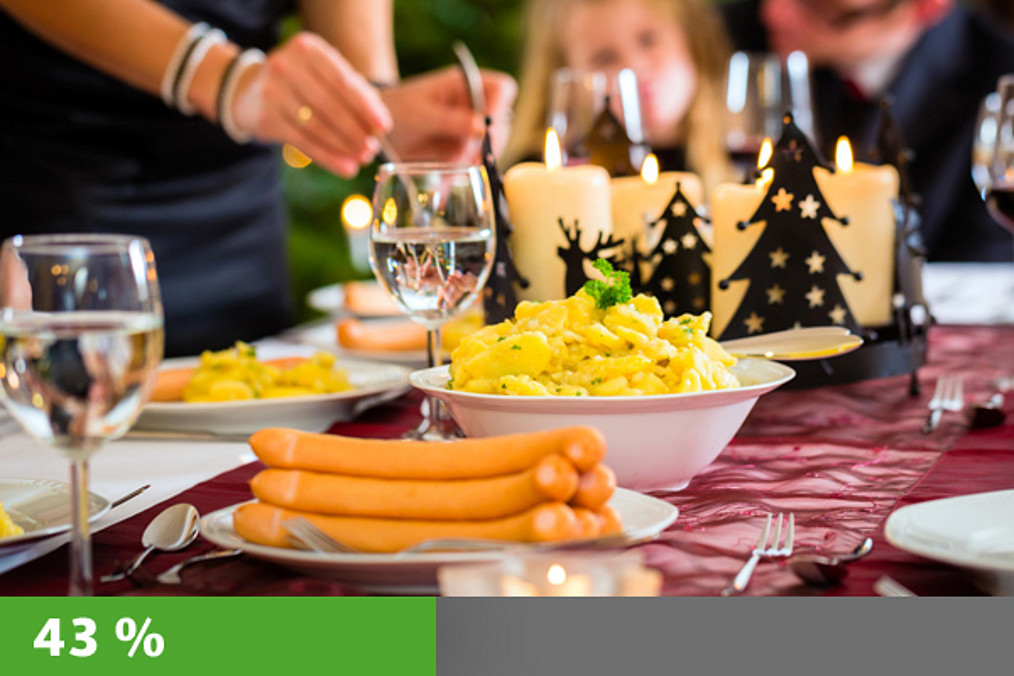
[410, 262, 794, 491]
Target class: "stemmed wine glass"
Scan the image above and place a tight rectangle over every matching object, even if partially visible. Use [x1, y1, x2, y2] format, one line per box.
[983, 74, 1014, 233]
[369, 163, 495, 441]
[0, 234, 164, 595]
[724, 50, 815, 179]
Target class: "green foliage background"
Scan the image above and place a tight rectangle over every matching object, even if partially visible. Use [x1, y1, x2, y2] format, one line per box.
[282, 1, 523, 323]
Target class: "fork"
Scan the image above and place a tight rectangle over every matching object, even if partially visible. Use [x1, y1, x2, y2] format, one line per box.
[282, 517, 360, 554]
[721, 512, 795, 596]
[922, 375, 964, 434]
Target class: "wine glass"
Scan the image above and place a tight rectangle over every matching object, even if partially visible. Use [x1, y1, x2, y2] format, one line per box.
[0, 234, 163, 595]
[983, 74, 1014, 232]
[724, 50, 815, 179]
[547, 67, 649, 169]
[972, 89, 1001, 195]
[369, 163, 495, 441]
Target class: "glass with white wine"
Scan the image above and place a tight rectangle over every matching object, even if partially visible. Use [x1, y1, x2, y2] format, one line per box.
[0, 234, 163, 595]
[369, 163, 495, 441]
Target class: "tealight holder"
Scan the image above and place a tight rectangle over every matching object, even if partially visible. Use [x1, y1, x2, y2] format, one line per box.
[437, 551, 662, 597]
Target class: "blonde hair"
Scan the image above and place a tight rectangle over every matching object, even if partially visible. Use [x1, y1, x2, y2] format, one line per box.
[504, 0, 735, 195]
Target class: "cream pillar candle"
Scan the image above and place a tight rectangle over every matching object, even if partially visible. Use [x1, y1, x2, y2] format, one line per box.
[503, 130, 613, 302]
[709, 181, 766, 338]
[610, 154, 703, 248]
[813, 138, 899, 327]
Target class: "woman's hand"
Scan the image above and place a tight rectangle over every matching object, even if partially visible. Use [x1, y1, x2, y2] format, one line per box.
[380, 66, 517, 162]
[230, 31, 392, 177]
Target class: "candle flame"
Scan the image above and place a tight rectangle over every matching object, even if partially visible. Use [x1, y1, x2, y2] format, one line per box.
[544, 128, 562, 170]
[341, 194, 373, 230]
[836, 136, 854, 173]
[547, 564, 567, 585]
[641, 154, 660, 184]
[756, 167, 774, 190]
[757, 138, 773, 169]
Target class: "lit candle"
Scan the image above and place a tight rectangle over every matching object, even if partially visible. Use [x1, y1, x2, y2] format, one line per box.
[709, 143, 770, 337]
[503, 129, 614, 302]
[342, 194, 373, 275]
[610, 154, 703, 248]
[814, 137, 898, 327]
[543, 563, 592, 596]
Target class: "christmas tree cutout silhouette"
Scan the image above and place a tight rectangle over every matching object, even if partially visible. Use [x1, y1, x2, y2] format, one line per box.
[557, 218, 624, 296]
[583, 95, 639, 177]
[480, 117, 529, 324]
[643, 182, 712, 317]
[717, 113, 862, 340]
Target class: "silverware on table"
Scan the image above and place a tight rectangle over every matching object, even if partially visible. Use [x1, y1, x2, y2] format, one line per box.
[101, 503, 200, 583]
[156, 548, 243, 585]
[283, 517, 360, 554]
[788, 537, 874, 586]
[109, 484, 151, 509]
[969, 376, 1010, 429]
[721, 512, 795, 596]
[922, 375, 964, 434]
[124, 429, 251, 443]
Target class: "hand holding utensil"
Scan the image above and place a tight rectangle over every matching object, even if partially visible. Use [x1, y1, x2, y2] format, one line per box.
[101, 503, 199, 582]
[721, 512, 794, 596]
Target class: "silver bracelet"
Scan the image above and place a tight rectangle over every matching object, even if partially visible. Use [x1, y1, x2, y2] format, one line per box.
[218, 48, 266, 144]
[160, 22, 210, 107]
[173, 27, 226, 116]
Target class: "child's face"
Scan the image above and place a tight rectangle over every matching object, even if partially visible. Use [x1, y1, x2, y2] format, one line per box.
[560, 0, 697, 146]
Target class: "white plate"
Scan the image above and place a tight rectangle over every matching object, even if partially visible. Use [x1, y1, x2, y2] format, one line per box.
[136, 345, 411, 435]
[0, 478, 110, 547]
[292, 321, 429, 368]
[200, 489, 678, 594]
[884, 489, 1014, 595]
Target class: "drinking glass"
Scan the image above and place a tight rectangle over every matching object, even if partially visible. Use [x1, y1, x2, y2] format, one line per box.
[547, 67, 648, 168]
[724, 50, 815, 178]
[0, 234, 164, 595]
[983, 74, 1014, 233]
[369, 163, 495, 441]
[972, 90, 1001, 195]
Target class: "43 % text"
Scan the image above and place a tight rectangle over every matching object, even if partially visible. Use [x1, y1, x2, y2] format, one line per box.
[33, 616, 165, 658]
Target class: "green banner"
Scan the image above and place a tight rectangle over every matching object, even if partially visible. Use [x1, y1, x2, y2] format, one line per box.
[0, 597, 435, 674]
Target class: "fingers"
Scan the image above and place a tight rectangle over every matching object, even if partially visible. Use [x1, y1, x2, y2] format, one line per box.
[238, 32, 392, 177]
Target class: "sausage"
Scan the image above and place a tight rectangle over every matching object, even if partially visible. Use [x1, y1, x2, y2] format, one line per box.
[249, 454, 579, 520]
[597, 503, 623, 535]
[149, 357, 308, 402]
[571, 507, 604, 539]
[248, 426, 607, 478]
[336, 317, 426, 352]
[233, 500, 581, 552]
[570, 463, 617, 510]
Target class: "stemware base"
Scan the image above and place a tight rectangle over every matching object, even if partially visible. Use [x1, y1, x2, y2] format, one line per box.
[404, 399, 465, 442]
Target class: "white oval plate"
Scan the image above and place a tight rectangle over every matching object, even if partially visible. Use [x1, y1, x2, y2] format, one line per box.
[885, 489, 1014, 595]
[136, 345, 411, 435]
[200, 489, 678, 594]
[0, 478, 110, 548]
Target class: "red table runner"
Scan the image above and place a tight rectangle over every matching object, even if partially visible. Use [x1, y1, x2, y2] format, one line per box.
[3, 325, 1012, 596]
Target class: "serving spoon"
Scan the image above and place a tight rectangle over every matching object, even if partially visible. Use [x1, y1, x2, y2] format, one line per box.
[101, 503, 200, 582]
[788, 537, 874, 586]
[718, 327, 864, 361]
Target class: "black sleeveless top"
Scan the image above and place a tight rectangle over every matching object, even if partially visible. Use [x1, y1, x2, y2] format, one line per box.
[0, 0, 298, 357]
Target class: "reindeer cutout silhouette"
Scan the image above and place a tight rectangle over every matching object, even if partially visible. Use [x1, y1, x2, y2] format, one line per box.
[557, 218, 625, 296]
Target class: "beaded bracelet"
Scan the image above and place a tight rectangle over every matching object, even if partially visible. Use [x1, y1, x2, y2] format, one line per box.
[173, 27, 226, 116]
[160, 22, 210, 107]
[217, 48, 266, 144]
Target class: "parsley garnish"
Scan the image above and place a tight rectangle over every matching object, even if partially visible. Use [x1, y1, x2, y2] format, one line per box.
[510, 344, 521, 351]
[591, 377, 602, 385]
[583, 258, 632, 310]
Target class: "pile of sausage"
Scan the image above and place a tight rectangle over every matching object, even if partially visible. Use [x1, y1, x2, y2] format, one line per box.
[233, 426, 621, 553]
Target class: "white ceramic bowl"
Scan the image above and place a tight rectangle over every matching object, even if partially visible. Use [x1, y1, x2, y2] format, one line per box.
[410, 359, 795, 491]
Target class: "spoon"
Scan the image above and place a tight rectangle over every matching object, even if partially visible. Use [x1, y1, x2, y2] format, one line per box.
[100, 503, 200, 583]
[719, 327, 864, 361]
[788, 537, 874, 586]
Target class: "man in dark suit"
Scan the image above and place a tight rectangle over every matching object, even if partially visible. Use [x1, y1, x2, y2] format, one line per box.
[719, 0, 1014, 262]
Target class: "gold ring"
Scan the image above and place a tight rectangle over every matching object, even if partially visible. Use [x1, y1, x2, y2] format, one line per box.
[297, 105, 313, 126]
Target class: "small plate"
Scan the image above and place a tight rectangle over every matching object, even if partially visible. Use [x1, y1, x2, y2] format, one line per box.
[307, 281, 401, 318]
[292, 321, 429, 368]
[885, 489, 1014, 595]
[0, 478, 110, 547]
[200, 489, 678, 594]
[136, 345, 411, 435]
